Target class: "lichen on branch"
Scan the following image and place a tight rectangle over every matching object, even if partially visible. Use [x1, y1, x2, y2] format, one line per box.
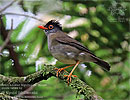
[0, 64, 103, 100]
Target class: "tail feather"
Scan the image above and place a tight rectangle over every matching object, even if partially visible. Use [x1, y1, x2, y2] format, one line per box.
[91, 56, 110, 71]
[94, 60, 110, 71]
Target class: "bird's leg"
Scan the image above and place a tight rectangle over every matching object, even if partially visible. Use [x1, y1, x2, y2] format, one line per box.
[64, 61, 80, 85]
[55, 64, 75, 77]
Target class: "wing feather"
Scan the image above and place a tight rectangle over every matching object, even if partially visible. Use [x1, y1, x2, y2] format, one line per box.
[56, 36, 96, 57]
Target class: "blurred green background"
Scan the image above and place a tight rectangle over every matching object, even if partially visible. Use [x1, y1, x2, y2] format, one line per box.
[0, 0, 129, 100]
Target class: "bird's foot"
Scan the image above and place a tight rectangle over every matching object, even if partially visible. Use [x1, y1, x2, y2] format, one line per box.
[64, 74, 77, 85]
[55, 68, 66, 77]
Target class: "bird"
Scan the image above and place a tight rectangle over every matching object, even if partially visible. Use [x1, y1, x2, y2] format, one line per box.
[38, 20, 110, 85]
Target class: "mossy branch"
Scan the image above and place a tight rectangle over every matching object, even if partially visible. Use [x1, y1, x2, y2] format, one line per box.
[0, 64, 103, 100]
[0, 93, 23, 100]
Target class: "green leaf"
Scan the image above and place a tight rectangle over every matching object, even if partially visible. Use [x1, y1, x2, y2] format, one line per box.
[11, 20, 26, 42]
[2, 15, 6, 27]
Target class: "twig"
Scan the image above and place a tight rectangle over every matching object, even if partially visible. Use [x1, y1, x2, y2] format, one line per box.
[1, 12, 45, 23]
[0, 15, 24, 76]
[0, 19, 13, 53]
[16, 82, 39, 97]
[0, 0, 17, 13]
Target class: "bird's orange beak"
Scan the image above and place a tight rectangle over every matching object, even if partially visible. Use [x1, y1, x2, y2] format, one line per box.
[38, 26, 48, 30]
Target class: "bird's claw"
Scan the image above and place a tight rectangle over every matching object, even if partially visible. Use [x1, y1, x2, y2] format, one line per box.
[55, 68, 65, 77]
[64, 74, 77, 85]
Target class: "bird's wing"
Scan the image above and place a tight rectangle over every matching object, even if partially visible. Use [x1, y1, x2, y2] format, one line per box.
[55, 36, 96, 57]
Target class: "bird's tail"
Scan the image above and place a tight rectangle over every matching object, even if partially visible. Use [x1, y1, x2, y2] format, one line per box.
[91, 56, 110, 71]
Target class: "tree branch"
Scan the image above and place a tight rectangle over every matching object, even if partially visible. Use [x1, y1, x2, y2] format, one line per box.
[0, 19, 13, 53]
[0, 0, 17, 13]
[0, 15, 24, 76]
[1, 12, 45, 23]
[16, 82, 39, 97]
[0, 64, 103, 100]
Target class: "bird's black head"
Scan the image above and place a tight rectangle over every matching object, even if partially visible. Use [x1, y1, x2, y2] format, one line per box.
[38, 20, 62, 35]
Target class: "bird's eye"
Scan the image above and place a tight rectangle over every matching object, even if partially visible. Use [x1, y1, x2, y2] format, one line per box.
[48, 25, 53, 29]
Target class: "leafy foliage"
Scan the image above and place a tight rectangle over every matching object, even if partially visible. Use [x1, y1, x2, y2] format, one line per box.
[0, 0, 129, 100]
